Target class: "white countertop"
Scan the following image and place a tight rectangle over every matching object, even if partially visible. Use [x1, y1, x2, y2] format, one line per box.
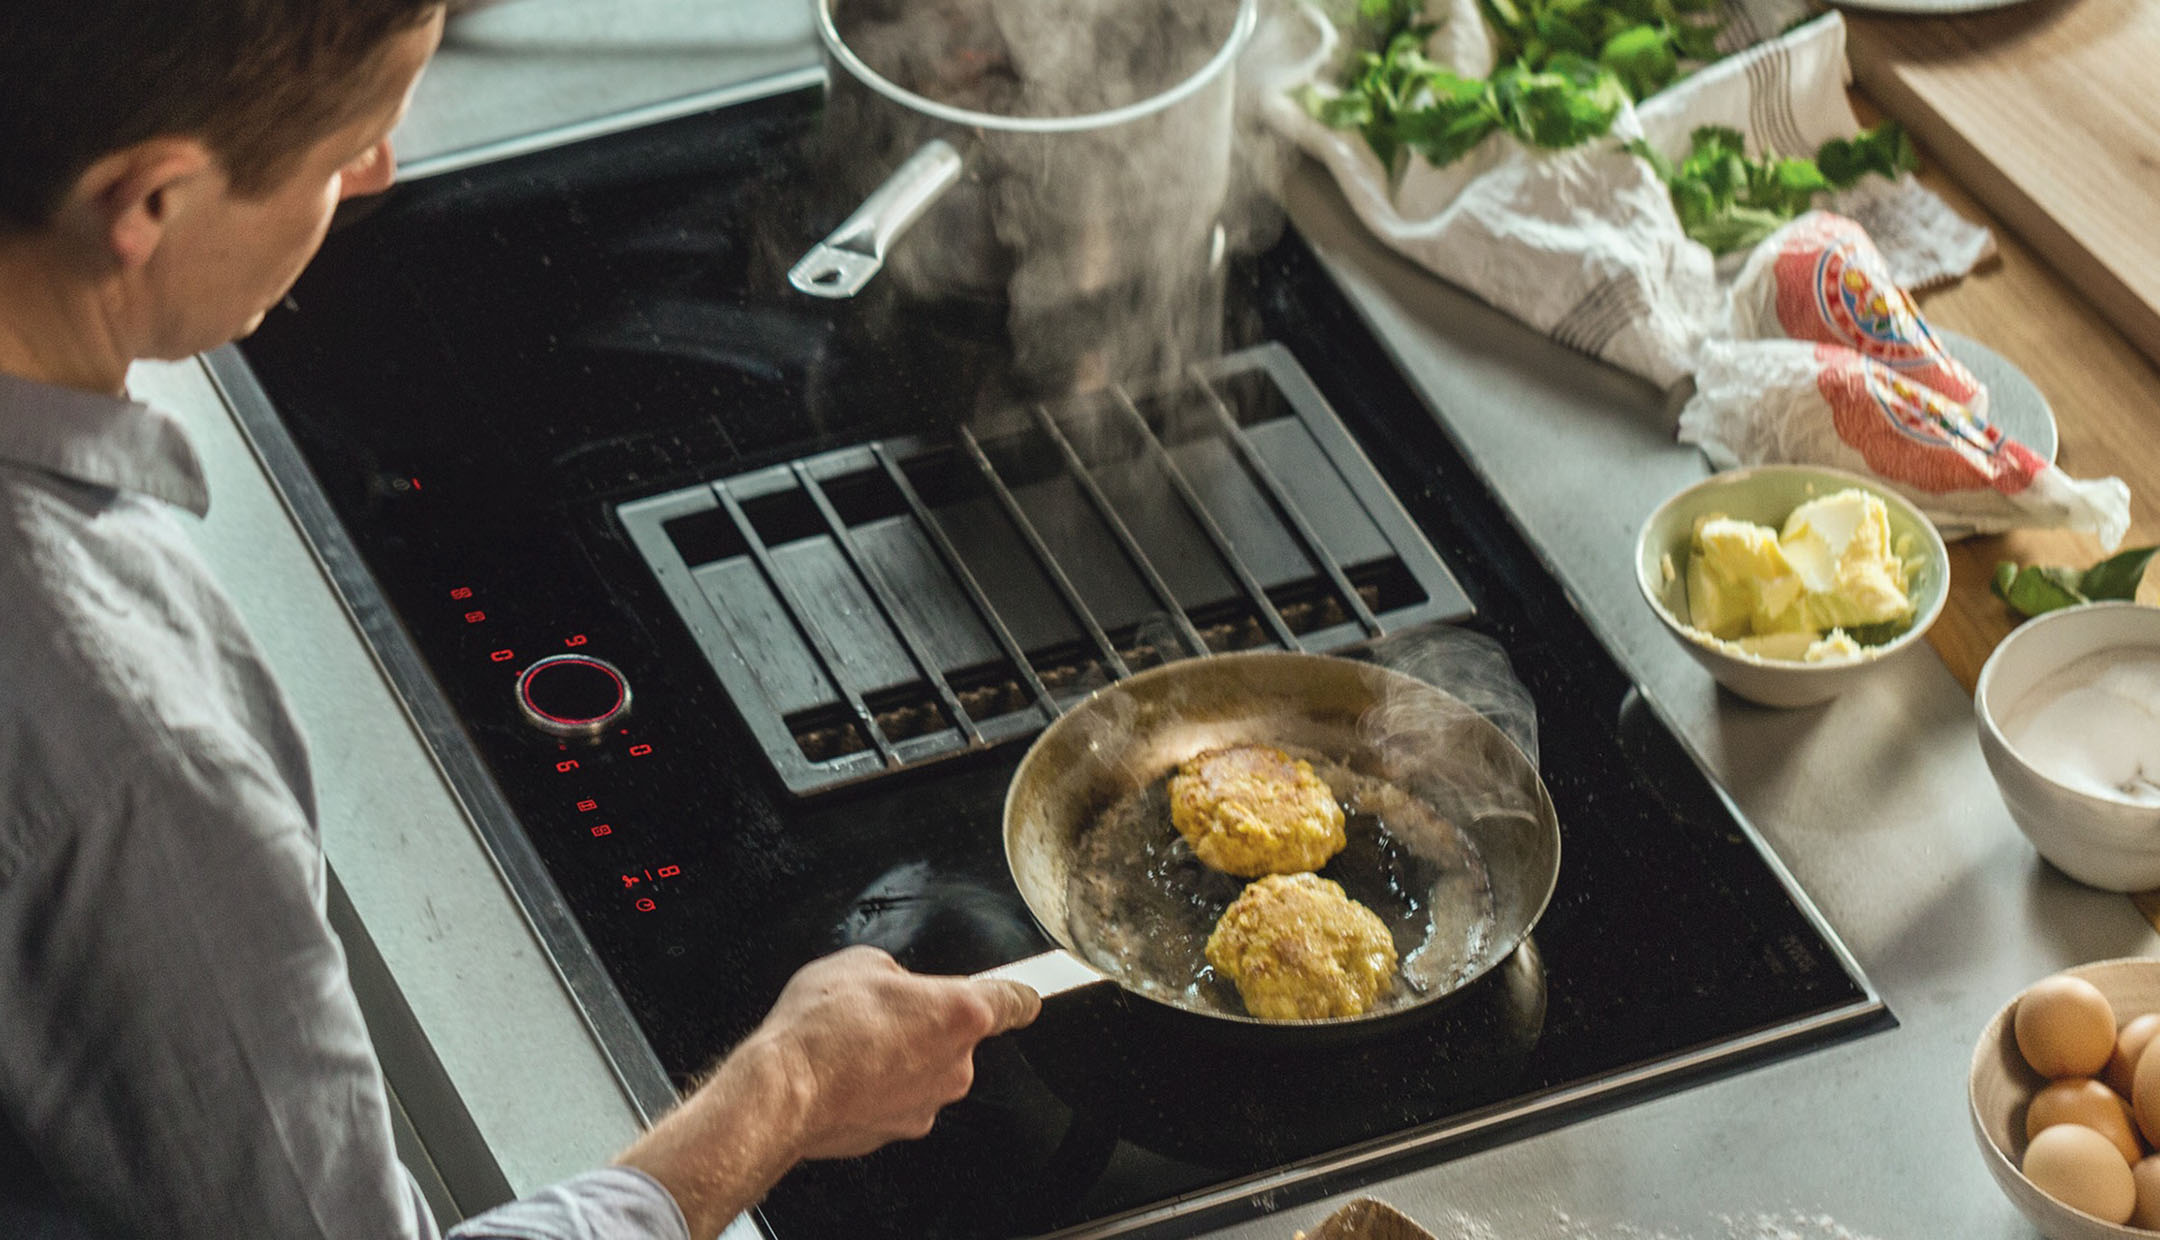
[141, 6, 2159, 1236]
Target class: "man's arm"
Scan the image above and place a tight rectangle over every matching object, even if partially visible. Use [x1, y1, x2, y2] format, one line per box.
[612, 948, 1041, 1240]
[0, 719, 1034, 1240]
[0, 731, 432, 1239]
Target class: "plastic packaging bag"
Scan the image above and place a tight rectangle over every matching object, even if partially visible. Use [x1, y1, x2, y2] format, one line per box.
[1681, 339, 2130, 548]
[1727, 212, 1987, 416]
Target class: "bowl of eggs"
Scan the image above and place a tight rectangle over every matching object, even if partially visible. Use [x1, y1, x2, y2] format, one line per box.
[1633, 465, 1948, 709]
[1972, 960, 2160, 1237]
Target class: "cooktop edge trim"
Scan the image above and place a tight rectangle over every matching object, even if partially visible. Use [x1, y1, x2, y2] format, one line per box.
[1033, 991, 1888, 1240]
[199, 345, 684, 1128]
[395, 64, 825, 184]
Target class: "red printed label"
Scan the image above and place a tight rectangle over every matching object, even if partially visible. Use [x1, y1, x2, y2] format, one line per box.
[1816, 344, 2042, 496]
[1773, 215, 1981, 407]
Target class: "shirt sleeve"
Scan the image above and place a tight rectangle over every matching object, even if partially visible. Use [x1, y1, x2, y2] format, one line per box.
[445, 1168, 690, 1240]
[0, 725, 686, 1240]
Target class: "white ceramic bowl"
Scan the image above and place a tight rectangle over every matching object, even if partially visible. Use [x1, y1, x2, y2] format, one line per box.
[1975, 602, 2160, 892]
[1972, 958, 2160, 1240]
[1633, 465, 1949, 708]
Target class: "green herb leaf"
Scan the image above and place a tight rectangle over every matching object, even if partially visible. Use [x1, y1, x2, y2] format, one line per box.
[2078, 545, 2159, 602]
[1309, 0, 1731, 171]
[1815, 123, 1917, 187]
[1632, 122, 1920, 254]
[1842, 619, 1911, 647]
[1493, 56, 1629, 148]
[1600, 24, 1678, 99]
[1991, 563, 2091, 619]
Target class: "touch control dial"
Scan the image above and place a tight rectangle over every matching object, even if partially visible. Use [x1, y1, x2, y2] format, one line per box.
[516, 654, 631, 738]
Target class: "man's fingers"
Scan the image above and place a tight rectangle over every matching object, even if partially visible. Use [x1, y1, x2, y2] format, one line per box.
[976, 978, 1043, 1035]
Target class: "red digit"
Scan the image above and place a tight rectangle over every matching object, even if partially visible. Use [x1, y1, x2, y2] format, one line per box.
[575, 799, 599, 813]
[565, 634, 589, 647]
[590, 824, 612, 837]
[555, 759, 579, 773]
[656, 865, 681, 879]
[450, 587, 473, 601]
[489, 649, 515, 663]
[627, 743, 653, 757]
[634, 898, 656, 913]
[464, 610, 486, 624]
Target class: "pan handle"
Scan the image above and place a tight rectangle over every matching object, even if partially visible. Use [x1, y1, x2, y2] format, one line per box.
[788, 139, 964, 299]
[974, 950, 1107, 999]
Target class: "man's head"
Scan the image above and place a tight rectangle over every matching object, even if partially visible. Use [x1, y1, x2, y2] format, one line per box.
[0, 1, 445, 387]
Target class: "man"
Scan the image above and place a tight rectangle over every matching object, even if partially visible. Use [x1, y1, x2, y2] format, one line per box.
[0, 3, 1039, 1237]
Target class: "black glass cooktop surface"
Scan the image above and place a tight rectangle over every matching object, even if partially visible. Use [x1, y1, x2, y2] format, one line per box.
[212, 83, 1885, 1240]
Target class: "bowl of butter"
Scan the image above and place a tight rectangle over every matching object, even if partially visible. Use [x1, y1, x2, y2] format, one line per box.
[1634, 465, 1949, 708]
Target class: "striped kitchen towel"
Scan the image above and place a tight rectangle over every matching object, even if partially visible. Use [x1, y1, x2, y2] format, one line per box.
[1258, 5, 1993, 389]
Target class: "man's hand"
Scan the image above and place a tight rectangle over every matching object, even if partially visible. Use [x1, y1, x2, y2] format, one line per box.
[615, 947, 1040, 1239]
[757, 945, 1042, 1158]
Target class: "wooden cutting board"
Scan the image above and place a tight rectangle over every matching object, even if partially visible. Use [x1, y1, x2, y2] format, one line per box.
[1844, 0, 2160, 370]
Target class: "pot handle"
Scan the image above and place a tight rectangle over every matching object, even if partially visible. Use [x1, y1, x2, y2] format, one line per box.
[974, 949, 1107, 999]
[788, 139, 964, 299]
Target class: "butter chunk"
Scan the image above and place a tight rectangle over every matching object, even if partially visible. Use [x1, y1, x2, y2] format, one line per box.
[1686, 517, 1796, 639]
[1772, 491, 1911, 633]
[1682, 489, 1913, 657]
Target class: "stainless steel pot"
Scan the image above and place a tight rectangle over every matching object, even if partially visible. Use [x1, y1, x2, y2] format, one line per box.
[979, 651, 1562, 1032]
[790, 0, 1258, 308]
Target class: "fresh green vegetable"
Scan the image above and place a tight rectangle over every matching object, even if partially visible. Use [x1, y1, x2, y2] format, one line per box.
[1305, 0, 1721, 174]
[1627, 123, 1919, 255]
[1816, 125, 1917, 187]
[1304, 29, 1628, 169]
[1482, 0, 1724, 95]
[1991, 563, 2089, 619]
[1991, 545, 2159, 619]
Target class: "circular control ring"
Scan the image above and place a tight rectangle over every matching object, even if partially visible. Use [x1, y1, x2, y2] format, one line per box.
[516, 654, 631, 738]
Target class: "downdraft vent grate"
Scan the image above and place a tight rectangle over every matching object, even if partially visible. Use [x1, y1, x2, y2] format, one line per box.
[619, 344, 1472, 795]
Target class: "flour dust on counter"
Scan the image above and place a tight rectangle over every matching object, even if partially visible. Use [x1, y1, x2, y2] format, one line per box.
[1518, 1208, 1892, 1240]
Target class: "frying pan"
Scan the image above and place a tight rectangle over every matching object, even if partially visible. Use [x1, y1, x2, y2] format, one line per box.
[977, 650, 1561, 1030]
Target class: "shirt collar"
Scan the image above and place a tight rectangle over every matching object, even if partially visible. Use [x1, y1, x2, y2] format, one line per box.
[0, 371, 209, 516]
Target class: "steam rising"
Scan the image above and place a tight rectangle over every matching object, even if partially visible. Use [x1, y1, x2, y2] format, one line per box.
[1365, 626, 1540, 770]
[820, 0, 1300, 393]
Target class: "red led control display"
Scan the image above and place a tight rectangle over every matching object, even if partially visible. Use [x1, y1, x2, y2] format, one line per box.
[515, 654, 631, 739]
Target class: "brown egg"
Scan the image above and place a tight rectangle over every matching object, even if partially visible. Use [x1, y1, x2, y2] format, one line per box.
[2108, 1014, 2160, 1098]
[2024, 1124, 2137, 1224]
[2016, 975, 2118, 1079]
[2133, 1033, 2160, 1148]
[2133, 1155, 2160, 1230]
[2028, 1078, 2142, 1164]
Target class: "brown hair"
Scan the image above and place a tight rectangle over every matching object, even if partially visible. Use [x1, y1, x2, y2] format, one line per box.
[0, 0, 443, 231]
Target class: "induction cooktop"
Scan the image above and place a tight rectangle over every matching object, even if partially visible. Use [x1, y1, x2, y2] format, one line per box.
[207, 74, 1887, 1240]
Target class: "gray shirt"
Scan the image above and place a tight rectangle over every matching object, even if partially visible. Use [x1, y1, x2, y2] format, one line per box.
[0, 372, 690, 1240]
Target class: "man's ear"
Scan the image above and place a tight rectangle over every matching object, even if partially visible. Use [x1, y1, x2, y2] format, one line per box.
[63, 138, 218, 270]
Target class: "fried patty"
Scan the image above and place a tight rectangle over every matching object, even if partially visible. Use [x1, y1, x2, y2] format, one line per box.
[1167, 744, 1347, 878]
[1204, 873, 1398, 1020]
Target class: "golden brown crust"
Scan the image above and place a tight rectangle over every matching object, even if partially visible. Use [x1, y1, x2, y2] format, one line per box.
[1204, 873, 1398, 1020]
[1166, 745, 1347, 878]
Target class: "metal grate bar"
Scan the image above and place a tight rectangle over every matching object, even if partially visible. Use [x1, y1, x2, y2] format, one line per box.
[792, 462, 982, 748]
[711, 480, 900, 767]
[1027, 405, 1210, 658]
[870, 443, 1060, 723]
[1189, 366, 1384, 637]
[1105, 387, 1302, 652]
[957, 426, 1133, 681]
